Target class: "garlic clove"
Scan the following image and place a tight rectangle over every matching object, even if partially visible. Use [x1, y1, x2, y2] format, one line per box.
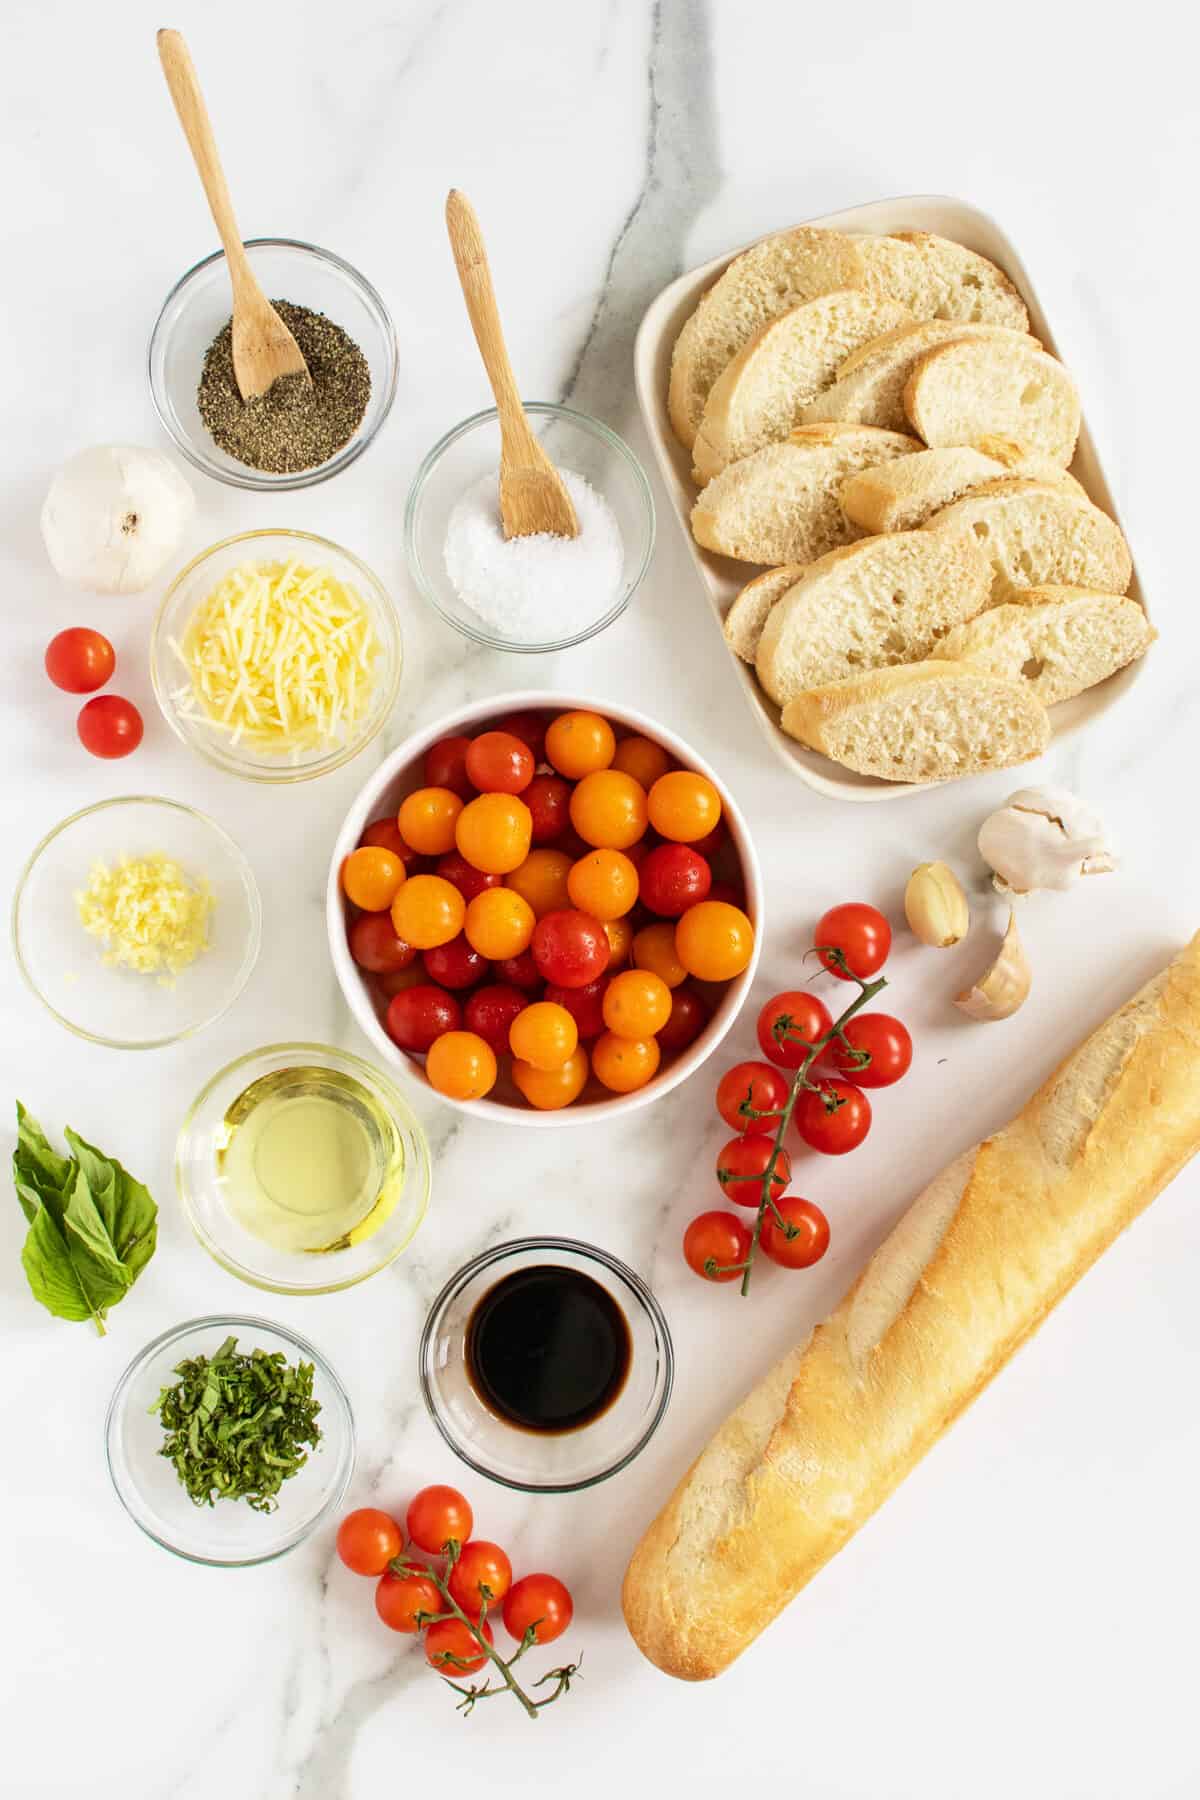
[977, 784, 1116, 896]
[904, 861, 970, 948]
[40, 446, 195, 595]
[954, 911, 1031, 1020]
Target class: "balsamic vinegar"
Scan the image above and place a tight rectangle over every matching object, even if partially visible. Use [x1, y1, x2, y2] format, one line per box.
[465, 1265, 631, 1435]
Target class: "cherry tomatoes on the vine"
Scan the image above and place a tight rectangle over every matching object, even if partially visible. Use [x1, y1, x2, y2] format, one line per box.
[715, 1061, 789, 1135]
[756, 990, 833, 1069]
[336, 1508, 403, 1576]
[447, 1540, 513, 1612]
[406, 1485, 473, 1553]
[794, 1079, 871, 1155]
[683, 1210, 751, 1283]
[828, 1013, 912, 1087]
[814, 903, 891, 981]
[426, 1617, 493, 1674]
[760, 1196, 831, 1269]
[375, 1569, 442, 1633]
[502, 1574, 573, 1645]
[716, 1133, 791, 1206]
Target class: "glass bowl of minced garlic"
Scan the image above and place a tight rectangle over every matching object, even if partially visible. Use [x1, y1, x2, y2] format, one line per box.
[12, 796, 261, 1049]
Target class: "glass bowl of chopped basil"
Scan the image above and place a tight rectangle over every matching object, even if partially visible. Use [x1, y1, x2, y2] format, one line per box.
[149, 239, 398, 490]
[105, 1316, 354, 1564]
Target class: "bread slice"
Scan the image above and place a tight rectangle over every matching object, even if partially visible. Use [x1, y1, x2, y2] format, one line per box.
[723, 566, 806, 662]
[935, 586, 1154, 705]
[692, 290, 913, 481]
[841, 445, 1084, 533]
[857, 231, 1030, 331]
[781, 660, 1050, 782]
[801, 322, 1036, 433]
[668, 227, 870, 449]
[691, 424, 920, 566]
[754, 531, 992, 705]
[904, 339, 1080, 464]
[922, 479, 1133, 599]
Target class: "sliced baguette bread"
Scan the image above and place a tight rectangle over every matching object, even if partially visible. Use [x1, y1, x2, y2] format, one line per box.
[904, 338, 1081, 464]
[668, 227, 869, 449]
[780, 660, 1050, 782]
[857, 232, 1030, 331]
[692, 290, 913, 481]
[755, 531, 992, 705]
[921, 479, 1133, 599]
[841, 445, 1084, 533]
[935, 586, 1155, 705]
[723, 566, 806, 662]
[800, 321, 1036, 433]
[691, 424, 920, 566]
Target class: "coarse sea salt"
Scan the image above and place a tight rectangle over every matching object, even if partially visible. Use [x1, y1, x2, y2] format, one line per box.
[443, 468, 623, 643]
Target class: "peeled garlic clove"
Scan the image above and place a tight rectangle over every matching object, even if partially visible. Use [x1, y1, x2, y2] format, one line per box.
[904, 861, 970, 948]
[40, 446, 195, 594]
[977, 785, 1116, 896]
[954, 911, 1030, 1020]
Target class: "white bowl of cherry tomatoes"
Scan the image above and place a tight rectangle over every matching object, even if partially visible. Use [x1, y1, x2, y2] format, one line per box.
[327, 692, 762, 1125]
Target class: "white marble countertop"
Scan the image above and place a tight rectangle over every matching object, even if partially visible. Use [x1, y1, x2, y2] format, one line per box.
[5, 2, 1200, 1795]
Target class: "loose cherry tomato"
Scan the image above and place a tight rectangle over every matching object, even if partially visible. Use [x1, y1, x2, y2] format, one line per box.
[464, 887, 535, 960]
[390, 874, 465, 949]
[639, 844, 712, 917]
[406, 1484, 473, 1553]
[77, 694, 142, 758]
[375, 1569, 442, 1633]
[567, 848, 639, 920]
[399, 787, 464, 857]
[509, 1001, 578, 1070]
[647, 771, 722, 843]
[689, 818, 727, 860]
[656, 986, 710, 1054]
[456, 793, 533, 875]
[545, 709, 615, 779]
[378, 965, 428, 1000]
[524, 773, 572, 844]
[426, 1030, 497, 1101]
[602, 969, 671, 1039]
[502, 1574, 573, 1645]
[495, 949, 541, 991]
[464, 984, 528, 1054]
[828, 1013, 912, 1087]
[544, 977, 609, 1040]
[760, 1195, 831, 1269]
[506, 848, 572, 919]
[385, 984, 462, 1053]
[423, 734, 475, 798]
[513, 1046, 589, 1109]
[447, 1540, 513, 1611]
[814, 902, 892, 981]
[493, 709, 547, 762]
[423, 933, 489, 990]
[716, 1133, 791, 1206]
[756, 990, 833, 1069]
[569, 769, 649, 850]
[342, 846, 406, 912]
[532, 909, 610, 988]
[336, 1507, 403, 1575]
[465, 730, 535, 795]
[434, 850, 500, 903]
[360, 817, 408, 861]
[611, 734, 671, 790]
[632, 921, 688, 988]
[683, 1210, 751, 1283]
[348, 912, 417, 974]
[707, 880, 745, 910]
[675, 901, 755, 982]
[45, 627, 114, 693]
[426, 1617, 492, 1675]
[716, 1061, 789, 1134]
[603, 917, 633, 969]
[592, 1031, 660, 1093]
[794, 1079, 872, 1154]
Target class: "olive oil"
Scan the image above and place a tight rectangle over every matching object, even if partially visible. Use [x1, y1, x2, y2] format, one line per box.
[216, 1065, 405, 1254]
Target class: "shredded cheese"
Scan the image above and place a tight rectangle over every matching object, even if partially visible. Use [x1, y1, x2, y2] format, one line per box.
[76, 853, 213, 985]
[170, 559, 381, 756]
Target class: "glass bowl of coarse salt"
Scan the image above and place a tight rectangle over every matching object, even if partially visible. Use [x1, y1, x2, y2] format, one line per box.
[404, 404, 655, 652]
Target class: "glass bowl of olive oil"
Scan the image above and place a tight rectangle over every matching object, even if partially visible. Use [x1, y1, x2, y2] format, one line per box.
[177, 1043, 432, 1295]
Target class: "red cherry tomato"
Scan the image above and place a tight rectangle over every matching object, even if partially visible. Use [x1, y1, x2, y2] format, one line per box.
[426, 1617, 492, 1675]
[447, 1540, 512, 1612]
[375, 1569, 442, 1633]
[464, 983, 528, 1054]
[465, 731, 535, 795]
[828, 1013, 912, 1088]
[756, 990, 833, 1069]
[423, 734, 475, 798]
[348, 912, 417, 974]
[494, 949, 542, 992]
[794, 1079, 872, 1154]
[336, 1507, 403, 1575]
[683, 1210, 752, 1283]
[707, 880, 744, 909]
[531, 909, 610, 989]
[406, 1484, 473, 1553]
[361, 818, 429, 874]
[385, 984, 462, 1053]
[814, 903, 892, 981]
[44, 627, 114, 693]
[77, 694, 142, 758]
[656, 986, 710, 1054]
[689, 818, 727, 860]
[544, 976, 609, 1040]
[760, 1195, 831, 1269]
[716, 1133, 791, 1207]
[422, 934, 489, 990]
[524, 773, 572, 845]
[638, 844, 712, 918]
[435, 851, 502, 903]
[502, 1574, 573, 1645]
[494, 710, 548, 763]
[715, 1060, 789, 1135]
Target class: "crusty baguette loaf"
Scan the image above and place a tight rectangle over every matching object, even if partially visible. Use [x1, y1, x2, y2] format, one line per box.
[922, 479, 1133, 599]
[936, 586, 1155, 704]
[691, 424, 920, 566]
[754, 530, 991, 704]
[692, 291, 913, 481]
[857, 231, 1030, 331]
[800, 322, 1035, 433]
[623, 934, 1200, 1681]
[722, 566, 806, 662]
[841, 445, 1083, 533]
[780, 659, 1050, 781]
[904, 338, 1081, 465]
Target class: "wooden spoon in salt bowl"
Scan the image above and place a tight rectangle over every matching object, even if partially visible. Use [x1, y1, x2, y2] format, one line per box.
[157, 28, 310, 401]
[445, 189, 579, 540]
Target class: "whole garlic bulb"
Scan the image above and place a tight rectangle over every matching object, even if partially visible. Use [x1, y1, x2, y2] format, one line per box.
[978, 786, 1116, 896]
[41, 447, 195, 594]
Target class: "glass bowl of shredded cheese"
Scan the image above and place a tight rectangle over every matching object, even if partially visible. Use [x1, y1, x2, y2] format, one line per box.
[151, 529, 402, 782]
[12, 797, 261, 1049]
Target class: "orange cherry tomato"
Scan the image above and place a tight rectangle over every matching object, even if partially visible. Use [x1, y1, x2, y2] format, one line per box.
[647, 771, 723, 844]
[390, 874, 466, 950]
[509, 1000, 579, 1070]
[632, 921, 688, 988]
[342, 846, 406, 912]
[675, 900, 755, 982]
[592, 1031, 660, 1093]
[398, 787, 464, 857]
[464, 887, 535, 960]
[425, 1030, 498, 1101]
[513, 1046, 589, 1110]
[566, 848, 639, 921]
[568, 770, 649, 850]
[456, 793, 533, 875]
[602, 968, 672, 1039]
[611, 734, 671, 790]
[505, 848, 573, 919]
[603, 917, 633, 969]
[544, 710, 615, 779]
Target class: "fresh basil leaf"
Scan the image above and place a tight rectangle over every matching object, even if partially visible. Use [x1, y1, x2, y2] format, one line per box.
[20, 1204, 103, 1328]
[14, 1104, 72, 1225]
[64, 1130, 158, 1283]
[60, 1166, 136, 1313]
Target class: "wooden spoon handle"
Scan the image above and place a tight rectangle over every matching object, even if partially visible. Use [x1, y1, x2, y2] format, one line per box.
[156, 29, 259, 303]
[445, 189, 536, 454]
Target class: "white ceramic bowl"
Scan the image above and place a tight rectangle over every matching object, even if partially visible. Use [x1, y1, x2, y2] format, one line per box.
[326, 691, 763, 1127]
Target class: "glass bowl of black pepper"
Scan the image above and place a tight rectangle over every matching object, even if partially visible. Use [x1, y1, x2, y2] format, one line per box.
[148, 238, 398, 491]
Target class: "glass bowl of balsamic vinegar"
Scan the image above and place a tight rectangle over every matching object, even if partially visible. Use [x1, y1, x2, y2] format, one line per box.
[419, 1238, 674, 1493]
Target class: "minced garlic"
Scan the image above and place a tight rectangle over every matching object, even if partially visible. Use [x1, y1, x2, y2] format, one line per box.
[76, 853, 213, 986]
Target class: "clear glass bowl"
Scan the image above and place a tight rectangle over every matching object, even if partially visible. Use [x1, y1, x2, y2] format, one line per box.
[419, 1238, 674, 1492]
[150, 529, 402, 783]
[148, 237, 398, 490]
[404, 404, 656, 652]
[177, 1042, 432, 1296]
[12, 796, 261, 1050]
[105, 1314, 355, 1565]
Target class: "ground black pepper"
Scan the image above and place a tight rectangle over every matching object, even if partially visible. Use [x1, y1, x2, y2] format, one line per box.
[196, 300, 371, 473]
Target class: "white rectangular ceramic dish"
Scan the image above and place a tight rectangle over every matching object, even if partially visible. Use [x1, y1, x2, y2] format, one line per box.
[634, 195, 1147, 802]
